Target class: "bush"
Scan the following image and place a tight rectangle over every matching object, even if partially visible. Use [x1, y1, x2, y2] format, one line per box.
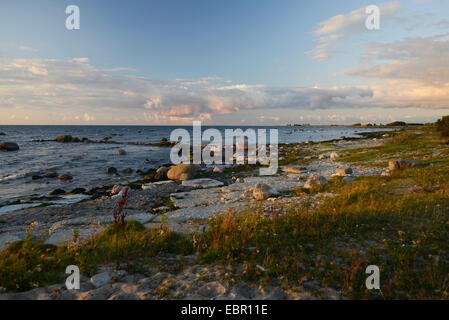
[436, 116, 449, 137]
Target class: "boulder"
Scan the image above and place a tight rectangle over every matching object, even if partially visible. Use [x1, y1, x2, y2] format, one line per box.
[0, 142, 19, 151]
[156, 166, 170, 179]
[111, 185, 122, 195]
[70, 188, 86, 194]
[253, 183, 278, 200]
[71, 137, 80, 143]
[106, 167, 118, 174]
[388, 159, 422, 171]
[330, 152, 340, 160]
[318, 154, 327, 160]
[304, 175, 328, 189]
[59, 174, 73, 181]
[50, 189, 66, 196]
[336, 167, 353, 176]
[116, 149, 126, 156]
[90, 272, 111, 288]
[56, 135, 72, 143]
[122, 168, 133, 174]
[43, 172, 58, 178]
[167, 164, 198, 181]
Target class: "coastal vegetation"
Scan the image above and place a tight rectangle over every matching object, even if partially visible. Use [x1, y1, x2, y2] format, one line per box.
[1, 119, 448, 299]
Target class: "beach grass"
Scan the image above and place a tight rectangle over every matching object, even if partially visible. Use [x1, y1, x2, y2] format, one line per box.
[1, 125, 448, 299]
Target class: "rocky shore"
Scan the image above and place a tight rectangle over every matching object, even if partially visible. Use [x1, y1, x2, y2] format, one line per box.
[0, 131, 399, 300]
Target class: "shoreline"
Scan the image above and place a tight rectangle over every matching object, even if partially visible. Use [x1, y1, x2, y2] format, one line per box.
[0, 129, 395, 213]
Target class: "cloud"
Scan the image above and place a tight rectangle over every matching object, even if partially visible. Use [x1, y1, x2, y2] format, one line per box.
[0, 57, 376, 122]
[340, 33, 449, 109]
[309, 2, 401, 60]
[0, 53, 447, 125]
[18, 45, 38, 52]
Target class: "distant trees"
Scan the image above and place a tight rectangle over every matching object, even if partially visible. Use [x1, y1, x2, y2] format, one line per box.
[387, 121, 407, 127]
[436, 116, 449, 137]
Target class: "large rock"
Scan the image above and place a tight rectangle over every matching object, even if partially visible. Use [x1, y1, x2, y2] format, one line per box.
[318, 154, 328, 160]
[253, 183, 278, 200]
[50, 189, 66, 196]
[336, 167, 353, 176]
[389, 159, 422, 171]
[111, 185, 122, 195]
[0, 142, 19, 151]
[59, 174, 73, 181]
[56, 135, 72, 143]
[116, 149, 126, 156]
[156, 166, 170, 179]
[304, 175, 328, 189]
[90, 272, 111, 288]
[330, 152, 340, 160]
[106, 167, 118, 174]
[122, 168, 133, 174]
[167, 164, 198, 181]
[43, 172, 58, 178]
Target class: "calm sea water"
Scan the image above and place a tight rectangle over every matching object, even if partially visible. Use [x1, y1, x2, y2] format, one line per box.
[0, 125, 391, 205]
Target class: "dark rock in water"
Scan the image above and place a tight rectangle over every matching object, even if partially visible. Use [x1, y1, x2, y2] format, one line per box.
[136, 169, 145, 176]
[161, 137, 168, 142]
[122, 168, 133, 174]
[82, 137, 90, 143]
[116, 149, 126, 156]
[32, 175, 44, 180]
[0, 132, 5, 135]
[70, 188, 86, 194]
[0, 142, 19, 151]
[59, 174, 73, 181]
[50, 189, 66, 196]
[106, 167, 118, 174]
[71, 137, 81, 143]
[156, 166, 170, 179]
[56, 135, 72, 143]
[43, 172, 58, 178]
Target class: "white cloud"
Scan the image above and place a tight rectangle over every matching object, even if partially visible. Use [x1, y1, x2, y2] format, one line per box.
[0, 54, 448, 124]
[309, 2, 401, 60]
[18, 45, 38, 52]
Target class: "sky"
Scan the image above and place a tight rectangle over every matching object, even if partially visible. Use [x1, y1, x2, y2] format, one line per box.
[1, 0, 449, 125]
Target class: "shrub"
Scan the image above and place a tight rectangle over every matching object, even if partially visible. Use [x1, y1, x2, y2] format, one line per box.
[436, 116, 449, 137]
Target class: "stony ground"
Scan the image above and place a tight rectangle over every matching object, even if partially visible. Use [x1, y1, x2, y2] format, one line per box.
[1, 253, 342, 300]
[0, 135, 392, 300]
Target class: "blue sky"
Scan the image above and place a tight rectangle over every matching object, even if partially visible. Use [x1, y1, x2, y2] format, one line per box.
[1, 0, 449, 125]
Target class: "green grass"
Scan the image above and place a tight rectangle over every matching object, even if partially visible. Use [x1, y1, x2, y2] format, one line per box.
[0, 221, 194, 292]
[197, 165, 449, 299]
[1, 126, 448, 299]
[194, 127, 449, 299]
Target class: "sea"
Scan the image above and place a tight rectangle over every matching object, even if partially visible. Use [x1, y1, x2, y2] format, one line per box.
[0, 125, 393, 207]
